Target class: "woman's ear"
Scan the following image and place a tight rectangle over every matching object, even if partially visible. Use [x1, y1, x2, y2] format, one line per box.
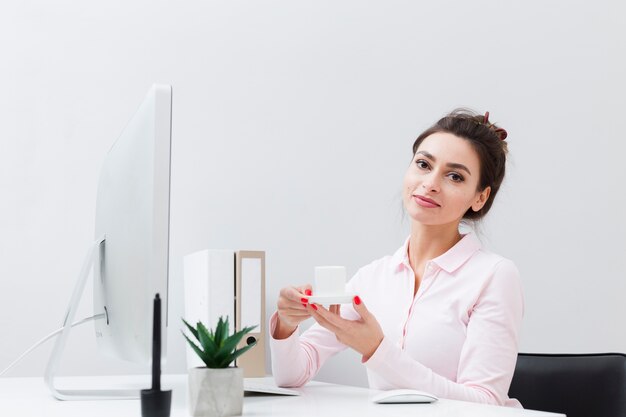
[471, 186, 491, 212]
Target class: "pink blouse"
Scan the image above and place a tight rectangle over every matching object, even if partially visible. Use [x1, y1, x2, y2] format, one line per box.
[269, 233, 524, 407]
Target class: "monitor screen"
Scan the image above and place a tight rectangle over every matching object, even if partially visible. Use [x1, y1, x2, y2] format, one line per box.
[93, 84, 172, 364]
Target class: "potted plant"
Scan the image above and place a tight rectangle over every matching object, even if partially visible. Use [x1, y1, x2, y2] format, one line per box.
[182, 316, 257, 417]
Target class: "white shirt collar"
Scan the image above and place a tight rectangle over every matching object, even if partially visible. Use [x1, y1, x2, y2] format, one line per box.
[391, 233, 483, 274]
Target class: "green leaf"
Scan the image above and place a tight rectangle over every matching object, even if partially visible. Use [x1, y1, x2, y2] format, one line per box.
[240, 324, 258, 335]
[219, 343, 257, 368]
[222, 317, 230, 345]
[182, 332, 210, 366]
[220, 325, 258, 358]
[197, 321, 218, 357]
[202, 356, 219, 368]
[181, 318, 199, 342]
[213, 317, 223, 347]
[211, 325, 257, 368]
[232, 342, 257, 361]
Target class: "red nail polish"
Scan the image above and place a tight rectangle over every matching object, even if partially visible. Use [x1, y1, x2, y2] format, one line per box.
[354, 296, 361, 305]
[305, 289, 312, 296]
[311, 304, 318, 311]
[302, 303, 307, 308]
[301, 297, 308, 303]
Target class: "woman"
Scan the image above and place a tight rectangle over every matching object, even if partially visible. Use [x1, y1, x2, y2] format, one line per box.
[270, 109, 523, 407]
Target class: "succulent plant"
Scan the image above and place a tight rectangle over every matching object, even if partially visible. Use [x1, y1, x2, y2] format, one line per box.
[182, 316, 257, 369]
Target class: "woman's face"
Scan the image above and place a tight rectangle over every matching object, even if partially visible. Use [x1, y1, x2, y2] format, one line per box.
[403, 132, 490, 227]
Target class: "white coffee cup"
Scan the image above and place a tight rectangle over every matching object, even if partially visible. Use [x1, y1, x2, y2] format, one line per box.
[314, 266, 347, 296]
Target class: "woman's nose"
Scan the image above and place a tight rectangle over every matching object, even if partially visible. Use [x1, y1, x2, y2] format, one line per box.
[422, 174, 440, 192]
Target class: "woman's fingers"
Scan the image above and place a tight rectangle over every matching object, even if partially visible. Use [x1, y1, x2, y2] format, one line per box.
[276, 284, 315, 329]
[297, 284, 313, 297]
[306, 296, 384, 357]
[351, 296, 373, 321]
[308, 304, 343, 333]
[280, 286, 306, 303]
[278, 286, 312, 310]
[283, 306, 311, 315]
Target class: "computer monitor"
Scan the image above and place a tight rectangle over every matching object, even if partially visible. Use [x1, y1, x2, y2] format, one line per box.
[94, 84, 171, 363]
[44, 84, 173, 400]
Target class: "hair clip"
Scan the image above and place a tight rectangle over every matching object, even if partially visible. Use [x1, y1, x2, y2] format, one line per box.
[494, 128, 508, 141]
[483, 111, 507, 140]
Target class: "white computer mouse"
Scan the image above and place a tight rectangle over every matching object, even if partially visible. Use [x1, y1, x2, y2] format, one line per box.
[371, 389, 439, 404]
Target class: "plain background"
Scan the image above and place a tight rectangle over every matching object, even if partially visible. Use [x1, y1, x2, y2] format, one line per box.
[2, 1, 625, 387]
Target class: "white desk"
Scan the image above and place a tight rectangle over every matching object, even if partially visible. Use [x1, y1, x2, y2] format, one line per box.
[0, 375, 564, 417]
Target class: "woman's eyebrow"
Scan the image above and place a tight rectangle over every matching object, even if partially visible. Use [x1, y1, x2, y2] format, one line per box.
[447, 162, 472, 175]
[416, 151, 472, 175]
[416, 150, 435, 160]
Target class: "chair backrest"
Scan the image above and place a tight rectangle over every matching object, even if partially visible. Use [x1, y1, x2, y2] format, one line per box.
[508, 353, 626, 417]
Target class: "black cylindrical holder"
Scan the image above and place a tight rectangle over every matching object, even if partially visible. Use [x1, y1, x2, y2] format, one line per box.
[141, 388, 172, 417]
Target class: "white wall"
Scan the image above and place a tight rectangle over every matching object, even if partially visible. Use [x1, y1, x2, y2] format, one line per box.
[2, 0, 625, 387]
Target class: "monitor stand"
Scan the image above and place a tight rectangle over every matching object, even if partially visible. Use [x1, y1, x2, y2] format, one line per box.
[44, 236, 139, 400]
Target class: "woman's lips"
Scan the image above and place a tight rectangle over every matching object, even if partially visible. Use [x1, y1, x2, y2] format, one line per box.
[413, 195, 440, 208]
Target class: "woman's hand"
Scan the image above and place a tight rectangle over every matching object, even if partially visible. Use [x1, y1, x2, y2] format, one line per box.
[273, 284, 313, 340]
[307, 296, 384, 360]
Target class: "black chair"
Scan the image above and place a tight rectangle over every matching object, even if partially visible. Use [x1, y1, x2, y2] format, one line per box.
[508, 353, 626, 417]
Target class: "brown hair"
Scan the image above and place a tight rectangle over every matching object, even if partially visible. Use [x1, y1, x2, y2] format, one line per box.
[411, 109, 508, 220]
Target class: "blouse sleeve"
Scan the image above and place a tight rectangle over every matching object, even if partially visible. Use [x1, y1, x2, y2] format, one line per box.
[269, 279, 360, 387]
[363, 259, 524, 406]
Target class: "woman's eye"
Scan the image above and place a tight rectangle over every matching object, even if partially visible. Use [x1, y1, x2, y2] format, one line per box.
[415, 159, 430, 169]
[448, 173, 464, 182]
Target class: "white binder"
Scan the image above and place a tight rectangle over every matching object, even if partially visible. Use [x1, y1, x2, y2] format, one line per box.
[183, 249, 235, 369]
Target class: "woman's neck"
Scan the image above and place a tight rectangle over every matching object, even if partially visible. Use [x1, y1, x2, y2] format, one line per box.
[408, 221, 463, 268]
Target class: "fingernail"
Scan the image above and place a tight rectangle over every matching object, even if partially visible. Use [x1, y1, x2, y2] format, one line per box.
[302, 303, 307, 308]
[354, 296, 361, 305]
[311, 304, 318, 311]
[305, 289, 312, 296]
[301, 297, 308, 304]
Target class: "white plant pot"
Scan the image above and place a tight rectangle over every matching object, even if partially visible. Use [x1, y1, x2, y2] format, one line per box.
[188, 367, 244, 417]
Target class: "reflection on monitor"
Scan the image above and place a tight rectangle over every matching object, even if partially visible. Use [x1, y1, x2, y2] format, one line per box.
[44, 84, 172, 400]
